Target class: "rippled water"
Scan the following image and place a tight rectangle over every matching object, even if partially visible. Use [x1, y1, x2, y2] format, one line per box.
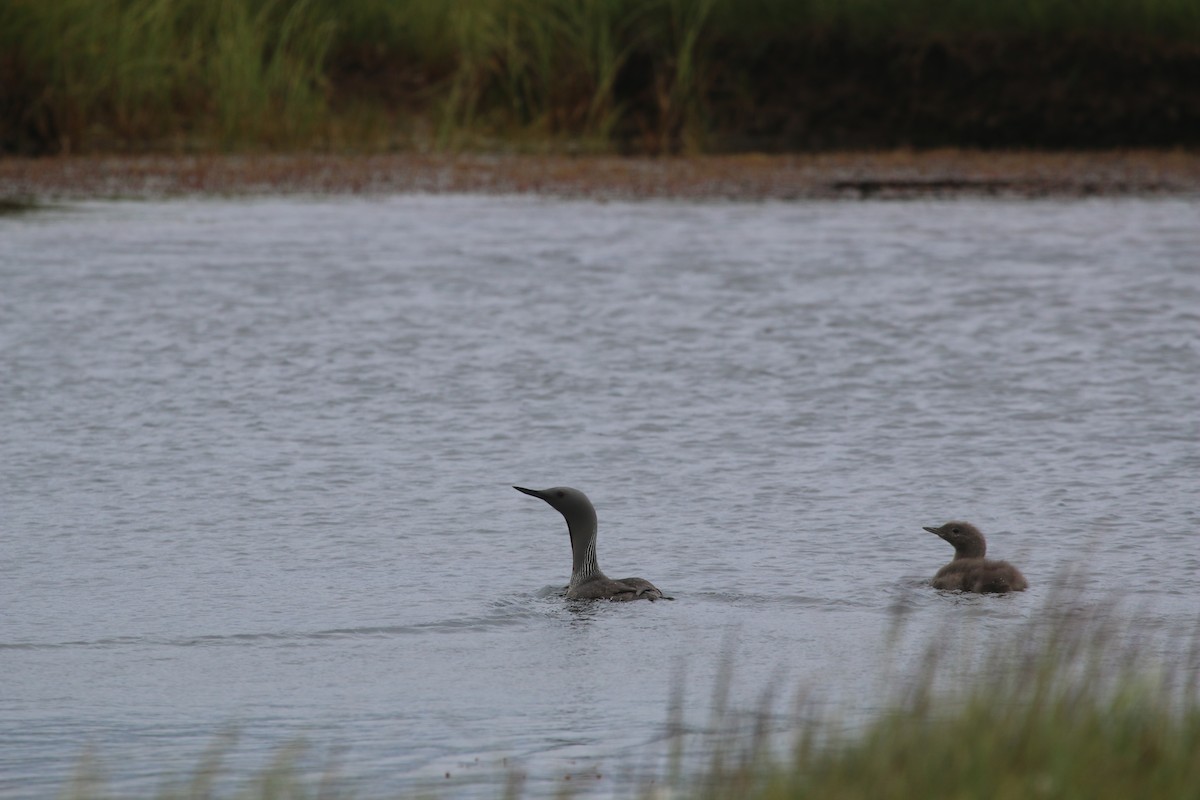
[2, 196, 1198, 798]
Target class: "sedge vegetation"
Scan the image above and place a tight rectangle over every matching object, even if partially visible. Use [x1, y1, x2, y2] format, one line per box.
[58, 594, 1200, 799]
[2, 1, 1198, 152]
[691, 599, 1200, 800]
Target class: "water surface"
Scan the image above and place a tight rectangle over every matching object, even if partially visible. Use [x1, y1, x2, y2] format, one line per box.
[2, 196, 1197, 797]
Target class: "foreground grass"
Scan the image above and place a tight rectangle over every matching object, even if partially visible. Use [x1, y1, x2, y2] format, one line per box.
[57, 595, 1200, 799]
[3, 0, 1199, 154]
[679, 597, 1200, 800]
[712, 631, 1200, 799]
[777, 693, 1200, 799]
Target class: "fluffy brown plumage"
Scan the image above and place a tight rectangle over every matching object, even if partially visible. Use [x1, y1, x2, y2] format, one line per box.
[923, 521, 1028, 593]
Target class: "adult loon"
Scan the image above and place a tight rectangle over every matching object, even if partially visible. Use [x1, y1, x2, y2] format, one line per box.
[514, 485, 671, 601]
[924, 521, 1028, 593]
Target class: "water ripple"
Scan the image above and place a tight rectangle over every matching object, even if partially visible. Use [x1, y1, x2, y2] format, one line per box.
[1, 195, 1197, 799]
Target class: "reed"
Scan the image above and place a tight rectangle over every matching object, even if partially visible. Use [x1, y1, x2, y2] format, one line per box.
[3, 0, 1198, 152]
[684, 595, 1200, 800]
[1, 0, 334, 153]
[52, 591, 1200, 799]
[706, 0, 1200, 39]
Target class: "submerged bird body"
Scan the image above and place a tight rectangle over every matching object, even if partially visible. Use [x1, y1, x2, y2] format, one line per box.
[924, 521, 1028, 593]
[514, 485, 669, 601]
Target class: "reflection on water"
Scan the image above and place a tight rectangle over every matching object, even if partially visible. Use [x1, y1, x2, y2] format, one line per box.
[1, 196, 1198, 798]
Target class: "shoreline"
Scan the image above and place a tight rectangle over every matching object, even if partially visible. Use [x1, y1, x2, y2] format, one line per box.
[3, 150, 1200, 202]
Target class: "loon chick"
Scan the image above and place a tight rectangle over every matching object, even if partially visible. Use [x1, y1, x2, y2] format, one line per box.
[514, 486, 670, 601]
[923, 521, 1028, 593]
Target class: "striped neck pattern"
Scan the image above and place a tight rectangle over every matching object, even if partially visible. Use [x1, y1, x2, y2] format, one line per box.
[570, 535, 601, 588]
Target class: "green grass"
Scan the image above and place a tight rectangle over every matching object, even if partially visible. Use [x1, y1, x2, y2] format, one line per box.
[698, 602, 1200, 800]
[3, 0, 1198, 153]
[1, 0, 334, 152]
[705, 0, 1200, 40]
[54, 593, 1200, 799]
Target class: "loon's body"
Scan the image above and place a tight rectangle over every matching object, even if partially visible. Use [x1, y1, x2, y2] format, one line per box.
[924, 521, 1028, 593]
[514, 486, 670, 601]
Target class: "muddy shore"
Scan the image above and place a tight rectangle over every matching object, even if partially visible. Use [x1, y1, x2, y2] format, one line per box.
[2, 151, 1199, 202]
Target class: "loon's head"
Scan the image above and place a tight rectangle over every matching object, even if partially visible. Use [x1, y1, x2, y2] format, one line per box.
[923, 521, 987, 560]
[513, 485, 596, 522]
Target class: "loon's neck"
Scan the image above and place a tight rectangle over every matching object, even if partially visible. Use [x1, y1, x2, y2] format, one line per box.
[954, 538, 987, 560]
[567, 516, 605, 587]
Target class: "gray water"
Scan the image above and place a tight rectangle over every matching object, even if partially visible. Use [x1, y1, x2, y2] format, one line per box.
[2, 195, 1198, 798]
